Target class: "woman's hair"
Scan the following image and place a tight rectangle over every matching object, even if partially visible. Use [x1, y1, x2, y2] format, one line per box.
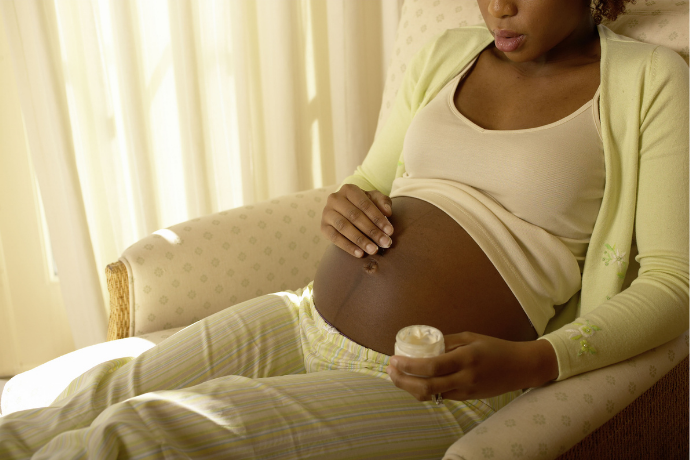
[591, 0, 637, 24]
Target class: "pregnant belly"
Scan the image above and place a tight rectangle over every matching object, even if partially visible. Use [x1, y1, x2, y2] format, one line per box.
[312, 196, 537, 356]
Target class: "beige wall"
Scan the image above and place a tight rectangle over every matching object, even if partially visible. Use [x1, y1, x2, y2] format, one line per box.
[0, 8, 74, 376]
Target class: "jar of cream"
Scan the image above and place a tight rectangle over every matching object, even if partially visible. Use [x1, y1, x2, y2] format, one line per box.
[394, 325, 446, 405]
[394, 325, 445, 358]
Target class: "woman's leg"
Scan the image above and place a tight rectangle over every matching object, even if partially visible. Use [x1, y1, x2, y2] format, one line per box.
[1, 284, 521, 459]
[32, 370, 496, 460]
[0, 290, 308, 459]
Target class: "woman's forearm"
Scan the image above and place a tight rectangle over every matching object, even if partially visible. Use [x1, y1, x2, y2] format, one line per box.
[387, 332, 562, 402]
[527, 339, 559, 386]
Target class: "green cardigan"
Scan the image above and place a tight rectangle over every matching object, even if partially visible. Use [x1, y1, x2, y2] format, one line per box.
[342, 25, 689, 380]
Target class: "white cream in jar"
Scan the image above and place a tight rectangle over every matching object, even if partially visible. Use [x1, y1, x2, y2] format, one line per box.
[394, 325, 445, 359]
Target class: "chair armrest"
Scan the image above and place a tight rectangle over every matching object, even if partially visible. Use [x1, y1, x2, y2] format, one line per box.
[115, 186, 335, 337]
[559, 355, 688, 459]
[444, 330, 689, 459]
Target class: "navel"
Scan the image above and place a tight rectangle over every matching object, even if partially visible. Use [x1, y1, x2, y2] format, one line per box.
[363, 258, 379, 274]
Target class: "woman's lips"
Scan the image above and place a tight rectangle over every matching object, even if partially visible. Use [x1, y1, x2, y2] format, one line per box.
[493, 29, 525, 53]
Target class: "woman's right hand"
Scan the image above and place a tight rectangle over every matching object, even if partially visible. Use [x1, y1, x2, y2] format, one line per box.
[321, 184, 394, 258]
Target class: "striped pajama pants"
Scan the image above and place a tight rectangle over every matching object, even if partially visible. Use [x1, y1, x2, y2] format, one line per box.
[0, 283, 521, 459]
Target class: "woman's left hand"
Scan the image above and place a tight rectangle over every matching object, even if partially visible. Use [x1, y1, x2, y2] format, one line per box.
[386, 332, 559, 401]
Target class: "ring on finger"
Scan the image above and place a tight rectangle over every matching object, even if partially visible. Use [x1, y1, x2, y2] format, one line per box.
[432, 393, 444, 406]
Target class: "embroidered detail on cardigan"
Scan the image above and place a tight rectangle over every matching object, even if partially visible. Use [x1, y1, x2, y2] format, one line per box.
[566, 321, 602, 356]
[602, 243, 628, 279]
[577, 339, 597, 356]
[566, 321, 602, 340]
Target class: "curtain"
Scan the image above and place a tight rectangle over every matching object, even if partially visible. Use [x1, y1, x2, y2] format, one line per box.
[0, 0, 403, 352]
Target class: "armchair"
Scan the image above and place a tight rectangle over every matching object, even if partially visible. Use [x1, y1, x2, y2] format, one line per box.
[103, 184, 689, 459]
[3, 1, 687, 458]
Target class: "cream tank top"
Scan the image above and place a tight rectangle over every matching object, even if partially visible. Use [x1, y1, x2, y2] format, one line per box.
[390, 58, 605, 335]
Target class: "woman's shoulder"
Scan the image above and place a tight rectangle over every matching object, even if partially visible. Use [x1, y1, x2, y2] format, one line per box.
[599, 25, 688, 76]
[406, 26, 492, 82]
[421, 26, 493, 59]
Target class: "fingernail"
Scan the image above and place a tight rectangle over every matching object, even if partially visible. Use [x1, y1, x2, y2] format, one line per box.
[366, 243, 377, 254]
[384, 204, 392, 213]
[383, 224, 393, 235]
[379, 236, 392, 248]
[389, 357, 398, 367]
[385, 366, 391, 374]
[354, 249, 364, 257]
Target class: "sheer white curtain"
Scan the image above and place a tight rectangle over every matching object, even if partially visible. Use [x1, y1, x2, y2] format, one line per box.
[0, 0, 403, 353]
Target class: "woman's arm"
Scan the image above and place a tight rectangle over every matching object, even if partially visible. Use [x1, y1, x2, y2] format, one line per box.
[322, 35, 445, 256]
[319, 59, 420, 255]
[338, 79, 413, 193]
[339, 32, 446, 195]
[540, 46, 689, 381]
[387, 332, 558, 401]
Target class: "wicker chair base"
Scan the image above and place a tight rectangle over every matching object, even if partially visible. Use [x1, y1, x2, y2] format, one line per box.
[106, 261, 130, 341]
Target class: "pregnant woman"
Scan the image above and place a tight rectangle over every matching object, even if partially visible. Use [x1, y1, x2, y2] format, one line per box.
[1, 0, 687, 458]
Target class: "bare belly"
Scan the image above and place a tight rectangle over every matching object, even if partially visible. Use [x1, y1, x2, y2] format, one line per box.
[312, 196, 537, 356]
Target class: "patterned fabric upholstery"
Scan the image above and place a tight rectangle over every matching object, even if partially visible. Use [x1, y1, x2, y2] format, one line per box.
[122, 186, 335, 336]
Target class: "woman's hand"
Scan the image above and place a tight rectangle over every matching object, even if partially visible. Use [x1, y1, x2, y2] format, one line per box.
[321, 184, 394, 258]
[386, 332, 559, 401]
